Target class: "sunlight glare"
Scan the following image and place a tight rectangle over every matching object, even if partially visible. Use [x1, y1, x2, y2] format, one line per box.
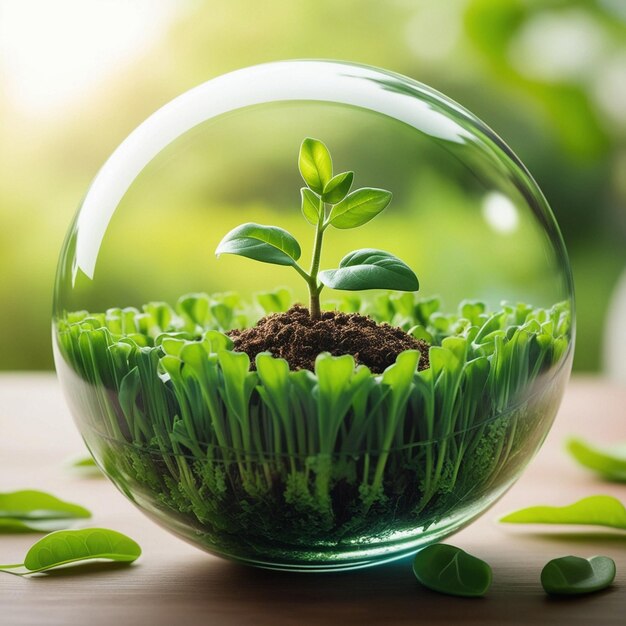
[0, 0, 182, 116]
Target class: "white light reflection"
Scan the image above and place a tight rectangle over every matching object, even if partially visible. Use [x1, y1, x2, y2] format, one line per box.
[482, 192, 519, 234]
[508, 10, 606, 83]
[0, 0, 181, 116]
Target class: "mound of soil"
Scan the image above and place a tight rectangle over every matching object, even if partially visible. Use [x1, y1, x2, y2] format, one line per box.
[228, 305, 430, 374]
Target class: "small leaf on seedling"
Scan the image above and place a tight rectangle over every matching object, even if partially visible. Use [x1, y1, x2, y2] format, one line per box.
[299, 138, 332, 194]
[301, 188, 321, 225]
[216, 223, 301, 266]
[322, 171, 354, 204]
[329, 188, 392, 229]
[319, 249, 419, 292]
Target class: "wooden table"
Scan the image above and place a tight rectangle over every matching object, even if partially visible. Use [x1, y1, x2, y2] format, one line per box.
[0, 374, 625, 625]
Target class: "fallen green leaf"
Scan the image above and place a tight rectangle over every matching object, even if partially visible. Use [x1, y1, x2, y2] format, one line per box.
[500, 495, 626, 530]
[567, 437, 626, 482]
[0, 490, 91, 521]
[541, 555, 616, 596]
[65, 454, 102, 477]
[412, 544, 492, 598]
[0, 528, 141, 575]
[70, 456, 98, 468]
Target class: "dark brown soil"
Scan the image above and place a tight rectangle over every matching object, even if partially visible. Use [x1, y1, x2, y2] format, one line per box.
[228, 305, 430, 374]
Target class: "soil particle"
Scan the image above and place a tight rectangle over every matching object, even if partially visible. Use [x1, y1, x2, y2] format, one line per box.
[228, 305, 430, 374]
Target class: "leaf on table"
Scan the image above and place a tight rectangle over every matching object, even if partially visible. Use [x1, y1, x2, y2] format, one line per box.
[65, 454, 103, 477]
[541, 555, 616, 596]
[0, 528, 141, 576]
[500, 495, 626, 530]
[0, 490, 91, 521]
[412, 544, 492, 598]
[566, 437, 626, 482]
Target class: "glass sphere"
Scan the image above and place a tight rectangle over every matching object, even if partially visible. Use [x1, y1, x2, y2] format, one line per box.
[53, 60, 574, 571]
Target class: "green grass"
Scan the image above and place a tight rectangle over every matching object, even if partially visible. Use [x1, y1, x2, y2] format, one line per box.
[54, 291, 571, 566]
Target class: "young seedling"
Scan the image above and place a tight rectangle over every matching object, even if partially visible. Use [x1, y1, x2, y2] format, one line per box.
[216, 138, 419, 320]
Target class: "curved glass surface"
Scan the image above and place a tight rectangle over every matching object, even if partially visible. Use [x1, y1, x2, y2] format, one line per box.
[53, 60, 574, 570]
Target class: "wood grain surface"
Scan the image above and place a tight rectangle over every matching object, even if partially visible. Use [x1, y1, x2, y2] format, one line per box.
[0, 374, 625, 626]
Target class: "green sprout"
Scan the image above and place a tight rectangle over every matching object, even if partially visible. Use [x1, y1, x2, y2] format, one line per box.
[215, 138, 419, 320]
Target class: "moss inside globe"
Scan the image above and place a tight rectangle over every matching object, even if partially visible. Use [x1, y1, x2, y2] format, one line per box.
[53, 60, 574, 571]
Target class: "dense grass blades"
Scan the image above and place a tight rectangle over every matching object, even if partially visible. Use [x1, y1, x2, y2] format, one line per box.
[54, 292, 571, 568]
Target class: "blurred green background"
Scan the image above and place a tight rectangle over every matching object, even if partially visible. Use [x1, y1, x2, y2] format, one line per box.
[1, 0, 625, 371]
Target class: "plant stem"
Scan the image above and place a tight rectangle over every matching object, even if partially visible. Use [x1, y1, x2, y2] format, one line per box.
[307, 201, 326, 320]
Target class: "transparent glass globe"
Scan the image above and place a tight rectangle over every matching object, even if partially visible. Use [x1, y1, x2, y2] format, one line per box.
[53, 60, 574, 571]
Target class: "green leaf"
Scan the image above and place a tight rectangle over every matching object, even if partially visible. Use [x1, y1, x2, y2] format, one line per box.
[299, 137, 332, 194]
[202, 329, 234, 353]
[408, 324, 434, 343]
[300, 187, 321, 226]
[210, 302, 233, 330]
[328, 188, 392, 229]
[256, 288, 292, 314]
[215, 223, 301, 266]
[541, 555, 616, 596]
[322, 171, 354, 204]
[64, 454, 102, 478]
[412, 544, 492, 598]
[217, 350, 256, 423]
[500, 495, 626, 530]
[255, 353, 291, 421]
[69, 455, 98, 469]
[314, 353, 370, 454]
[0, 528, 141, 575]
[319, 249, 419, 292]
[567, 437, 626, 482]
[0, 490, 91, 521]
